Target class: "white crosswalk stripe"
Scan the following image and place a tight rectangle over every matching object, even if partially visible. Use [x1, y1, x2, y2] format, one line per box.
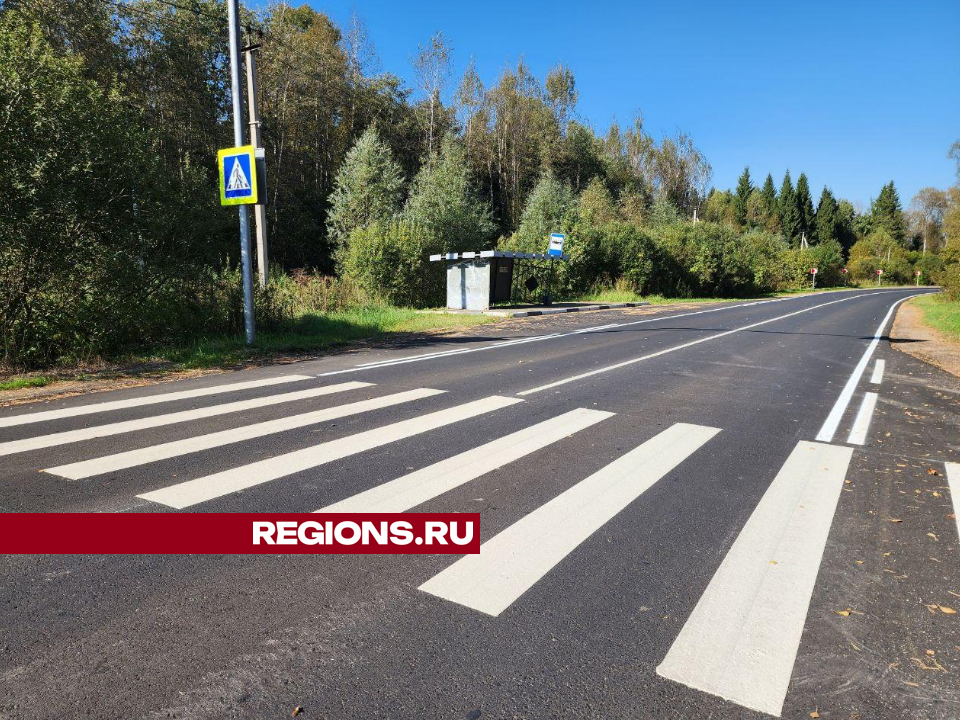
[46, 388, 442, 480]
[0, 381, 372, 457]
[656, 440, 854, 717]
[946, 462, 960, 541]
[316, 407, 613, 514]
[138, 395, 523, 509]
[419, 422, 720, 617]
[0, 374, 313, 428]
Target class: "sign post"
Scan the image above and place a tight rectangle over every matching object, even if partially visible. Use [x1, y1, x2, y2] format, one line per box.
[225, 0, 255, 345]
[915, 269, 921, 287]
[877, 268, 884, 286]
[810, 267, 818, 290]
[841, 267, 848, 286]
[544, 233, 565, 306]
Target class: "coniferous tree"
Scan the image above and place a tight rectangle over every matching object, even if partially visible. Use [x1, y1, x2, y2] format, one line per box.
[734, 166, 752, 226]
[327, 127, 406, 251]
[814, 187, 839, 244]
[795, 173, 815, 242]
[869, 181, 906, 243]
[778, 171, 800, 244]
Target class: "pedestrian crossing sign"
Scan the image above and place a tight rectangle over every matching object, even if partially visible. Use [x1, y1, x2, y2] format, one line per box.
[218, 145, 258, 206]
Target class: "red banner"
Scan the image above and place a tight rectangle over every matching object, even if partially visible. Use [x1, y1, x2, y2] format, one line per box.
[0, 513, 480, 554]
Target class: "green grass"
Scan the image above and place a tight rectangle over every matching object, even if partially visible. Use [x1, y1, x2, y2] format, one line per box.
[913, 294, 960, 339]
[0, 376, 50, 392]
[148, 306, 499, 370]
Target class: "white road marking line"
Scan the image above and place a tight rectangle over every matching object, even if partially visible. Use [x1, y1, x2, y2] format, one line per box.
[945, 463, 960, 541]
[419, 422, 720, 617]
[316, 408, 613, 514]
[846, 392, 879, 445]
[0, 381, 371, 457]
[870, 359, 885, 384]
[317, 298, 792, 377]
[138, 395, 523, 509]
[0, 375, 313, 428]
[815, 296, 914, 442]
[656, 440, 854, 717]
[517, 293, 885, 397]
[46, 388, 442, 480]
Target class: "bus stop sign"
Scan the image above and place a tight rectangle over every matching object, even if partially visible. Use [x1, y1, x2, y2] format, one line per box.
[218, 145, 258, 206]
[548, 233, 565, 258]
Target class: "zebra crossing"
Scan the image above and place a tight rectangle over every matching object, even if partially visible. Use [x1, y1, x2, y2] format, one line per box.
[1, 368, 949, 718]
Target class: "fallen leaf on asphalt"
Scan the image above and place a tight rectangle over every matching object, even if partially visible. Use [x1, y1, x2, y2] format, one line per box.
[889, 518, 903, 523]
[904, 681, 920, 687]
[845, 479, 852, 485]
[932, 491, 941, 498]
[925, 604, 940, 613]
[888, 662, 901, 670]
[926, 649, 935, 656]
[948, 591, 960, 599]
[835, 609, 851, 617]
[927, 533, 939, 541]
[911, 656, 947, 672]
[292, 707, 303, 717]
[855, 560, 864, 565]
[939, 605, 957, 614]
[809, 709, 820, 718]
[883, 552, 892, 557]
[927, 468, 940, 476]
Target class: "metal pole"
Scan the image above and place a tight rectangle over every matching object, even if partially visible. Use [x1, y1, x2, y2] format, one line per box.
[227, 0, 255, 344]
[812, 272, 816, 290]
[244, 46, 268, 289]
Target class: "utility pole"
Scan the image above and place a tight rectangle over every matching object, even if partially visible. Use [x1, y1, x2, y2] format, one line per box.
[227, 0, 255, 344]
[243, 44, 268, 289]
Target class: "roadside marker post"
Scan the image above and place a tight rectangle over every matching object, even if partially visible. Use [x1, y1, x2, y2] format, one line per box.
[810, 267, 817, 290]
[915, 269, 921, 287]
[877, 268, 884, 286]
[841, 267, 848, 286]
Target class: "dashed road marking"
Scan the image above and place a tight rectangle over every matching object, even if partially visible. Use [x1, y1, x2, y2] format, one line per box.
[870, 359, 885, 384]
[846, 392, 879, 445]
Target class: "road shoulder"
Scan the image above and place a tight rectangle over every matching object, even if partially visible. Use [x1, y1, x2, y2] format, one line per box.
[891, 296, 960, 379]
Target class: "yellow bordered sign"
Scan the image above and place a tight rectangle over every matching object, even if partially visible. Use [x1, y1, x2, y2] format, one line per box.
[218, 145, 258, 206]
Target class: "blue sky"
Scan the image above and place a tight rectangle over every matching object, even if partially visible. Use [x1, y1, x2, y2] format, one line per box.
[300, 0, 959, 208]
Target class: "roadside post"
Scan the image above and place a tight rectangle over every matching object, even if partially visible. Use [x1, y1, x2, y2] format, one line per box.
[810, 267, 817, 290]
[546, 233, 565, 306]
[877, 268, 884, 286]
[841, 267, 848, 286]
[222, 0, 255, 345]
[915, 269, 921, 287]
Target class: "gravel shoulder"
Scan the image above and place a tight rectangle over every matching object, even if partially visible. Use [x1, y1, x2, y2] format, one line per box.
[891, 296, 960, 379]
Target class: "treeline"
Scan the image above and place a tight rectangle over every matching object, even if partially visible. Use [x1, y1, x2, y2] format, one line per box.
[0, 0, 957, 369]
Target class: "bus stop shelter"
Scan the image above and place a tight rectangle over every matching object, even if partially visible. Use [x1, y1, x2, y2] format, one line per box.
[429, 250, 569, 311]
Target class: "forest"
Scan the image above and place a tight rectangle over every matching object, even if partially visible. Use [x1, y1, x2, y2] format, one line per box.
[2, 0, 959, 369]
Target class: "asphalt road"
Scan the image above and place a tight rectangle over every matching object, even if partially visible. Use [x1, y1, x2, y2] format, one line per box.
[1, 287, 959, 720]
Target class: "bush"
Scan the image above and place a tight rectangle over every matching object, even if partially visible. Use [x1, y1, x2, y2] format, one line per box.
[340, 220, 443, 307]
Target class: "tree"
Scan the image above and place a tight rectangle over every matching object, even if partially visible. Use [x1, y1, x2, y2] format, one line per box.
[868, 181, 906, 243]
[327, 127, 405, 252]
[778, 171, 800, 244]
[403, 136, 494, 249]
[545, 63, 577, 131]
[578, 176, 618, 227]
[910, 187, 947, 254]
[412, 31, 453, 156]
[795, 173, 815, 242]
[512, 171, 577, 250]
[734, 167, 753, 227]
[814, 187, 839, 244]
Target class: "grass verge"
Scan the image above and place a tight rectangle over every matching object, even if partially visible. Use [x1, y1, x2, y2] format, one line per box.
[912, 294, 960, 339]
[147, 306, 500, 370]
[0, 376, 51, 392]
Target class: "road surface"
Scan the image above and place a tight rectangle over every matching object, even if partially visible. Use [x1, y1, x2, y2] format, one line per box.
[1, 287, 959, 719]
